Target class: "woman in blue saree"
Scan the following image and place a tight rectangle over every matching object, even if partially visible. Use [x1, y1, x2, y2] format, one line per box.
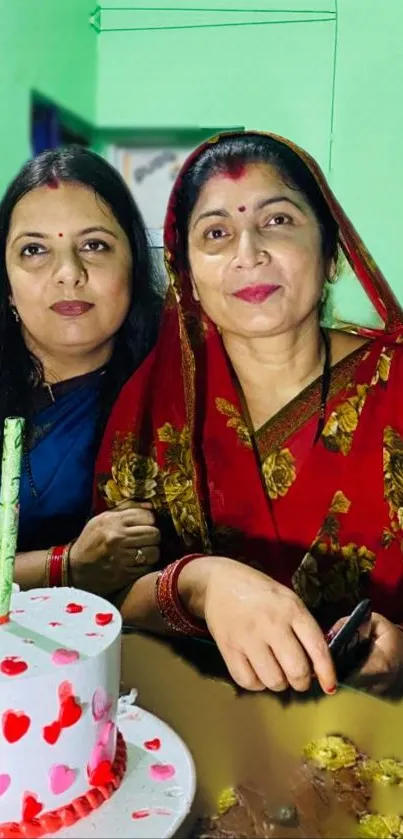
[0, 146, 162, 595]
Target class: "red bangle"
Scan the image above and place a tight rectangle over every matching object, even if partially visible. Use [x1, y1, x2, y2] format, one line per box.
[45, 544, 71, 587]
[156, 555, 210, 637]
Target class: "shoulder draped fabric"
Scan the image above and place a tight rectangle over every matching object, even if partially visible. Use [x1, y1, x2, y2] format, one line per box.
[94, 131, 403, 629]
[19, 376, 102, 551]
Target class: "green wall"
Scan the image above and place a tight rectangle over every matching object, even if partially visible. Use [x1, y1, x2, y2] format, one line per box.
[1, 0, 403, 313]
[331, 0, 403, 297]
[94, 0, 403, 312]
[0, 0, 96, 195]
[96, 1, 336, 171]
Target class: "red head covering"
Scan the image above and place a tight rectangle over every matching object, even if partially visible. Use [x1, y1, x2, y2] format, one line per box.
[96, 131, 403, 577]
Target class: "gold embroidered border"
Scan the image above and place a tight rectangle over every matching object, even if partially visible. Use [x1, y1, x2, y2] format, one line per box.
[255, 345, 368, 460]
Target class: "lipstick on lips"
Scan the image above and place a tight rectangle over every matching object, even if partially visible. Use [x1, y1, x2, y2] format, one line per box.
[51, 300, 94, 317]
[232, 284, 281, 304]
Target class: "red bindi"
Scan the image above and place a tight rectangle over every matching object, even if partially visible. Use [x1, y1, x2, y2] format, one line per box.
[58, 233, 63, 237]
[238, 206, 246, 213]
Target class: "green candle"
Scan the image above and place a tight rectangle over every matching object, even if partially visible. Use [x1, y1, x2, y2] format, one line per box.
[0, 417, 24, 622]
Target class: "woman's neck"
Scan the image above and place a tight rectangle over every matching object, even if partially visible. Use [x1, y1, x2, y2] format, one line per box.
[222, 317, 326, 430]
[37, 344, 113, 385]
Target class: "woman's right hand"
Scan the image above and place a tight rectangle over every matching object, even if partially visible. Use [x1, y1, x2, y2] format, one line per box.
[179, 556, 337, 695]
[69, 505, 160, 596]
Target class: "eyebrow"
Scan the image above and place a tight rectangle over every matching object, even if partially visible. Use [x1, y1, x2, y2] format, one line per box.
[12, 225, 118, 245]
[193, 195, 304, 228]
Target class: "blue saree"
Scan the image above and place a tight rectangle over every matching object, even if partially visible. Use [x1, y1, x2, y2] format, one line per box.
[18, 371, 103, 552]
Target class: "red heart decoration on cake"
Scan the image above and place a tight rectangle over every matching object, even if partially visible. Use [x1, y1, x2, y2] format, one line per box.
[65, 603, 84, 614]
[0, 657, 28, 676]
[43, 720, 61, 745]
[2, 710, 31, 743]
[144, 738, 161, 751]
[22, 792, 43, 822]
[59, 696, 82, 728]
[88, 760, 115, 786]
[95, 612, 113, 626]
[132, 809, 151, 820]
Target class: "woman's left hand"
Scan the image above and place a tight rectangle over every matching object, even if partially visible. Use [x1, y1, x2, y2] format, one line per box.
[333, 612, 403, 697]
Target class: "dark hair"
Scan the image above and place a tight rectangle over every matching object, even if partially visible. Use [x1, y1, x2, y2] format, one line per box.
[0, 145, 163, 447]
[174, 132, 339, 268]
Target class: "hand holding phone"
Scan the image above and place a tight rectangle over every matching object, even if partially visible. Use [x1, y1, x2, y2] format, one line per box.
[327, 599, 372, 681]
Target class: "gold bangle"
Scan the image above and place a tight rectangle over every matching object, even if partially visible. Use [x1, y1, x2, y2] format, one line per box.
[61, 542, 73, 587]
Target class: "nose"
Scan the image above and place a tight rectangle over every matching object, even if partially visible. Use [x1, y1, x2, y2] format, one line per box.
[52, 250, 88, 289]
[233, 230, 269, 270]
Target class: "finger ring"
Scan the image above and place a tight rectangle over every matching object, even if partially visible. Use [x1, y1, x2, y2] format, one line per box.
[134, 548, 145, 564]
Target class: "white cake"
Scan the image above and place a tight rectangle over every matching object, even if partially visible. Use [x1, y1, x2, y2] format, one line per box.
[0, 587, 124, 833]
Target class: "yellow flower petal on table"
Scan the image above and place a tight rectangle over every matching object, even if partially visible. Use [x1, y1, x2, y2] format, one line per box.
[302, 735, 359, 771]
[358, 814, 403, 838]
[358, 758, 403, 786]
[217, 788, 238, 815]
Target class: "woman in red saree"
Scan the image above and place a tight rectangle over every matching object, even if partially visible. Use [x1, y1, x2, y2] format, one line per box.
[95, 131, 403, 698]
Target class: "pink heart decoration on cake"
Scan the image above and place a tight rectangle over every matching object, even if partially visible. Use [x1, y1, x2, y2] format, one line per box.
[2, 710, 31, 743]
[0, 774, 11, 797]
[149, 764, 176, 782]
[99, 720, 115, 748]
[58, 680, 73, 702]
[88, 742, 105, 773]
[49, 764, 76, 795]
[22, 792, 43, 821]
[88, 722, 115, 772]
[91, 687, 112, 722]
[51, 649, 80, 666]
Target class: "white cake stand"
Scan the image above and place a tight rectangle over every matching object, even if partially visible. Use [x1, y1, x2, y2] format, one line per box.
[58, 704, 196, 839]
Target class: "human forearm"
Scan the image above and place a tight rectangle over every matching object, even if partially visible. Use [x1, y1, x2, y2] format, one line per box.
[118, 556, 214, 632]
[118, 571, 172, 633]
[14, 551, 47, 590]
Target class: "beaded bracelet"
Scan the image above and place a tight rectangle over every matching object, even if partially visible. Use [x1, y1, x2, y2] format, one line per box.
[155, 554, 210, 637]
[44, 543, 73, 587]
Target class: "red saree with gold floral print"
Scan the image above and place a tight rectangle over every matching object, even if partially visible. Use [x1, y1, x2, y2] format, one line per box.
[95, 131, 403, 631]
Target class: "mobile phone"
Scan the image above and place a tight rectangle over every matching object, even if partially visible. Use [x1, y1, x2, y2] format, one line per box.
[327, 599, 372, 679]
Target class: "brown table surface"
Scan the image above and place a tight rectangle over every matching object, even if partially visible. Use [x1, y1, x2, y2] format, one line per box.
[121, 632, 403, 835]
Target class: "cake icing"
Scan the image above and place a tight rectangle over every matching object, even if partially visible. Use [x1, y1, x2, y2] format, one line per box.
[0, 587, 122, 828]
